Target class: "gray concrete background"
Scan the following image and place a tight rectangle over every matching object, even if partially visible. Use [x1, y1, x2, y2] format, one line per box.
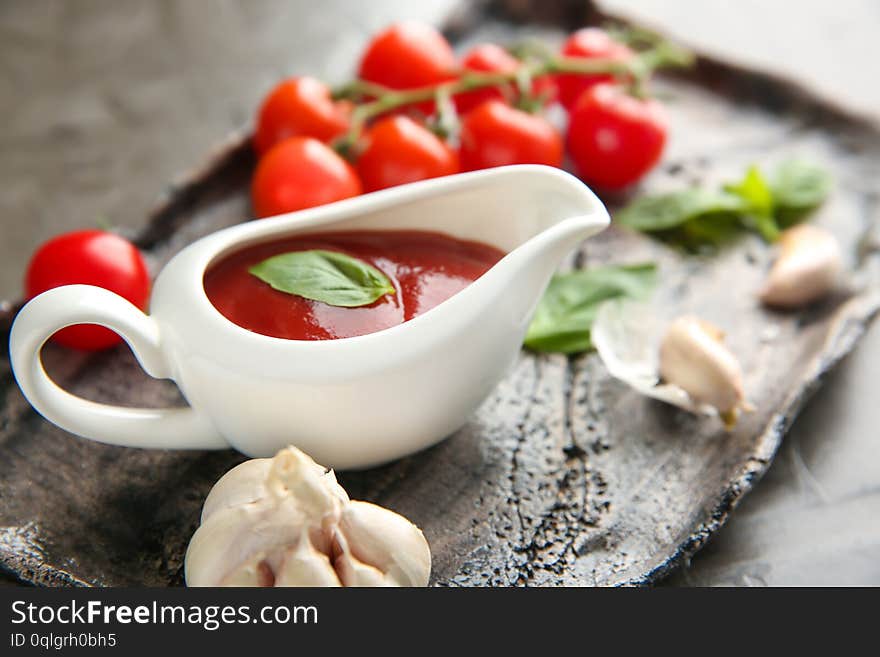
[1, 0, 878, 585]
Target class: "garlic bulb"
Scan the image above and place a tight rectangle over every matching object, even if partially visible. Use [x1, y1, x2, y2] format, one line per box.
[593, 301, 749, 428]
[760, 224, 842, 309]
[185, 446, 431, 587]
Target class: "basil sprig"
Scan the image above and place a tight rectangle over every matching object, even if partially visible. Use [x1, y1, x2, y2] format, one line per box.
[525, 263, 657, 354]
[249, 249, 395, 307]
[616, 159, 832, 249]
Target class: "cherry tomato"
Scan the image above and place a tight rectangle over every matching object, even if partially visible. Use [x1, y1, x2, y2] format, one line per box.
[251, 137, 362, 217]
[555, 28, 634, 109]
[455, 44, 556, 113]
[355, 116, 459, 192]
[529, 74, 559, 106]
[566, 83, 668, 190]
[454, 44, 519, 114]
[253, 77, 350, 156]
[25, 230, 151, 351]
[459, 100, 563, 171]
[358, 22, 456, 115]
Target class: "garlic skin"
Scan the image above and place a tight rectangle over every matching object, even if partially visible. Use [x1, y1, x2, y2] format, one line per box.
[199, 458, 272, 523]
[185, 446, 430, 587]
[659, 316, 747, 426]
[760, 224, 842, 309]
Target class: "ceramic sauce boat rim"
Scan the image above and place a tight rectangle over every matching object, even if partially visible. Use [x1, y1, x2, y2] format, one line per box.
[175, 164, 608, 352]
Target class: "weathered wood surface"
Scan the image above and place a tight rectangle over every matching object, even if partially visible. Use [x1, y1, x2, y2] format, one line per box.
[1, 0, 879, 586]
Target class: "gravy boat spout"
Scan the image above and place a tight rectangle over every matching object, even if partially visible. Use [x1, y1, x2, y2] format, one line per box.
[488, 197, 612, 329]
[10, 165, 609, 469]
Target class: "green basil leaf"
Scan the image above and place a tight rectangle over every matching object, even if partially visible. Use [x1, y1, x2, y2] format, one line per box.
[615, 189, 746, 232]
[249, 250, 395, 307]
[771, 159, 832, 224]
[675, 212, 745, 250]
[524, 263, 657, 354]
[724, 165, 779, 241]
[725, 165, 774, 216]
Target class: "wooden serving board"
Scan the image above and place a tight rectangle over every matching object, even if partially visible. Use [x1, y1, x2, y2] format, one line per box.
[1, 0, 878, 586]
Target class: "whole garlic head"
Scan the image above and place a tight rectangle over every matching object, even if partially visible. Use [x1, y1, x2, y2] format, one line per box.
[185, 447, 431, 587]
[760, 224, 842, 309]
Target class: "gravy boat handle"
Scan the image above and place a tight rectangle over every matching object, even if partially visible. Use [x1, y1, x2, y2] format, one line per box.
[9, 284, 228, 450]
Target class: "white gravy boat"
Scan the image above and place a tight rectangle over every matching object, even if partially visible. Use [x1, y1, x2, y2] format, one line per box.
[10, 165, 609, 469]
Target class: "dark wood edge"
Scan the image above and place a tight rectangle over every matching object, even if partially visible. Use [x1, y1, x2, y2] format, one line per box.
[630, 291, 880, 584]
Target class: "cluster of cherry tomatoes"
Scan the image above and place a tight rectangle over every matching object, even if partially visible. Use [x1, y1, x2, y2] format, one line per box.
[251, 22, 669, 218]
[22, 22, 672, 352]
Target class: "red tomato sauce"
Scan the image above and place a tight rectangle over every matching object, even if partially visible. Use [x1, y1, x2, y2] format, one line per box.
[204, 230, 505, 340]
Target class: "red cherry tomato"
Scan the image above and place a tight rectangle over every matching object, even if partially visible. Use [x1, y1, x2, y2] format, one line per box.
[253, 77, 350, 156]
[556, 28, 634, 109]
[566, 83, 668, 190]
[529, 74, 559, 106]
[251, 137, 362, 217]
[455, 44, 556, 113]
[459, 100, 563, 171]
[454, 44, 520, 114]
[25, 230, 151, 351]
[355, 116, 459, 192]
[358, 22, 456, 115]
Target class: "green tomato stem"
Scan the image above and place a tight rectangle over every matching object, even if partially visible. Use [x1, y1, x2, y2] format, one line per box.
[332, 41, 691, 153]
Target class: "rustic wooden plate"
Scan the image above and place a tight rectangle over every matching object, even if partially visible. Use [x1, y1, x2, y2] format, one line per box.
[1, 0, 878, 586]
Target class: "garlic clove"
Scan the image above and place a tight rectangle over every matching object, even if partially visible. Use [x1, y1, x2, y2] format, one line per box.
[186, 506, 255, 587]
[760, 224, 842, 309]
[592, 301, 710, 415]
[185, 499, 312, 587]
[659, 316, 746, 425]
[334, 553, 390, 587]
[201, 458, 272, 523]
[593, 301, 749, 427]
[274, 530, 342, 587]
[220, 551, 276, 587]
[338, 501, 431, 587]
[332, 531, 391, 587]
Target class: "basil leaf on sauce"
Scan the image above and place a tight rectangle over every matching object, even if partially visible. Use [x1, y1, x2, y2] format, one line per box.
[524, 263, 657, 355]
[248, 250, 395, 307]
